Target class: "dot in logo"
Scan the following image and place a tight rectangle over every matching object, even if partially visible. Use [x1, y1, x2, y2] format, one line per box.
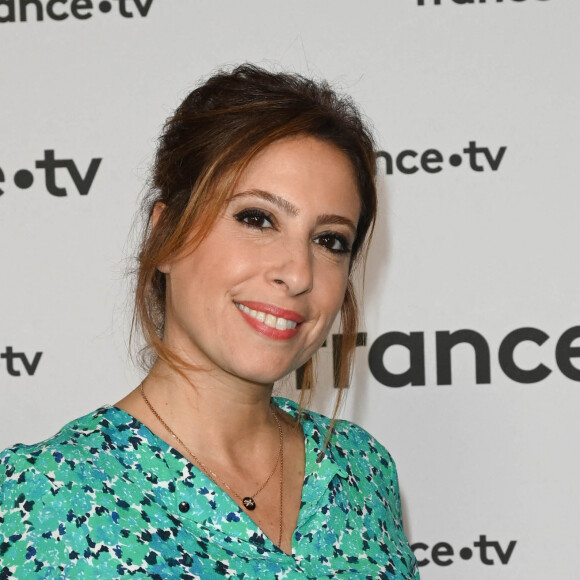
[459, 547, 473, 560]
[449, 154, 462, 167]
[14, 169, 34, 189]
[99, 1, 112, 13]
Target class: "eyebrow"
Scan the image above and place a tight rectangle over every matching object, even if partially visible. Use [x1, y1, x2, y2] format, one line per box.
[231, 189, 357, 234]
[232, 189, 299, 217]
[315, 214, 357, 235]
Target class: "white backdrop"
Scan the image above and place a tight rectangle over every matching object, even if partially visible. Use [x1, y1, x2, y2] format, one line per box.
[1, 1, 579, 578]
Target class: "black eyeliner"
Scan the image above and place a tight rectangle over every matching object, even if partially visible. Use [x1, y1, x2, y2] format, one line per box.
[233, 208, 276, 230]
[316, 231, 352, 255]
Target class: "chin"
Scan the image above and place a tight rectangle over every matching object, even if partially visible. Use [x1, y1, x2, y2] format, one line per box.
[237, 368, 292, 386]
[226, 357, 299, 386]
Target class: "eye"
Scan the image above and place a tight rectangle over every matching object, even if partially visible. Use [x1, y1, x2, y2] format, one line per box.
[234, 208, 275, 230]
[314, 232, 352, 255]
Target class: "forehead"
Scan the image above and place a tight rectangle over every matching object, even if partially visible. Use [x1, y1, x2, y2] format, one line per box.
[233, 136, 361, 218]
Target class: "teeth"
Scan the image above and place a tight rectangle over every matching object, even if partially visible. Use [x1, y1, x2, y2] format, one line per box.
[236, 303, 298, 330]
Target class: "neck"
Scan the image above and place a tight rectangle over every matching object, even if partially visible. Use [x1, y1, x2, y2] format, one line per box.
[141, 359, 277, 456]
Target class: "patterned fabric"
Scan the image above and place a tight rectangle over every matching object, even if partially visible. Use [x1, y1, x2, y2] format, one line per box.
[0, 397, 419, 579]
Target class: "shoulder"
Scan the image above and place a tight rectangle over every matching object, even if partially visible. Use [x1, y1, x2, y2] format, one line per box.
[332, 418, 398, 476]
[274, 397, 406, 537]
[2, 407, 117, 470]
[0, 407, 137, 572]
[273, 396, 399, 483]
[0, 407, 124, 505]
[327, 418, 402, 510]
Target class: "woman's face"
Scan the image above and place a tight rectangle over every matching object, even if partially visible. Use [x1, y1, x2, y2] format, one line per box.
[161, 135, 361, 385]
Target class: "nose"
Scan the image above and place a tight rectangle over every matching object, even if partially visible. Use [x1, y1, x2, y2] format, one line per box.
[268, 240, 313, 296]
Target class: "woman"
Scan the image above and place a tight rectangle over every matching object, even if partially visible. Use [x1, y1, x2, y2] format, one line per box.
[0, 64, 419, 579]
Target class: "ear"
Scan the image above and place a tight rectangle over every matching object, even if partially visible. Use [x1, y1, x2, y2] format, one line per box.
[152, 201, 165, 229]
[152, 202, 171, 274]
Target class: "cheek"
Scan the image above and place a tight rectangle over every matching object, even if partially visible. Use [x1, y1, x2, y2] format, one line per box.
[317, 266, 350, 319]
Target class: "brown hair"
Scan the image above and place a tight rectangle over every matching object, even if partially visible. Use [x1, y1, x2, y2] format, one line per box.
[133, 63, 377, 422]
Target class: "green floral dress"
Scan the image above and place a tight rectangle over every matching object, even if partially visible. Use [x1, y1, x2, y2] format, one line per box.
[0, 397, 419, 579]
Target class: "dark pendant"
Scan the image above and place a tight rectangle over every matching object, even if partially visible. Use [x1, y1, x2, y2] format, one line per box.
[242, 497, 256, 510]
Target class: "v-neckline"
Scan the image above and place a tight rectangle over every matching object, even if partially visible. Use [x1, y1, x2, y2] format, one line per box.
[108, 397, 303, 555]
[105, 397, 346, 556]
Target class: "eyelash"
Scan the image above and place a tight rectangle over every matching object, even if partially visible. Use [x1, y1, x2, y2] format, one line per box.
[233, 208, 352, 255]
[315, 232, 352, 255]
[234, 208, 274, 230]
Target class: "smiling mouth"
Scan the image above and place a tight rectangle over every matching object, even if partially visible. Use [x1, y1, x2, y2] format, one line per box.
[235, 303, 298, 331]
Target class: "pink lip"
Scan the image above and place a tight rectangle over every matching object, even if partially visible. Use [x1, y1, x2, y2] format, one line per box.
[238, 302, 305, 324]
[235, 301, 304, 341]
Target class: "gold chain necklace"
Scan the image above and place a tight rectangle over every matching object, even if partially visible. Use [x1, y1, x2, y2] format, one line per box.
[139, 382, 284, 547]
